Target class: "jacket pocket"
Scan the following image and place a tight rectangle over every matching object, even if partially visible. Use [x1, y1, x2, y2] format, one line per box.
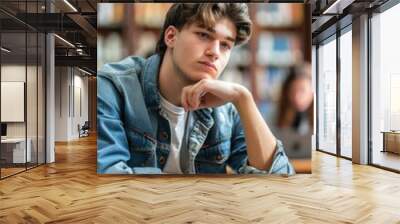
[126, 129, 155, 152]
[126, 129, 156, 167]
[195, 140, 231, 165]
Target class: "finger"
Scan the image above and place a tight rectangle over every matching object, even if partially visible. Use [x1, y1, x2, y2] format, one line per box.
[195, 84, 208, 108]
[181, 86, 189, 111]
[187, 86, 198, 111]
[190, 81, 208, 109]
[186, 87, 194, 111]
[186, 87, 196, 110]
[184, 83, 198, 110]
[198, 92, 210, 108]
[189, 85, 200, 109]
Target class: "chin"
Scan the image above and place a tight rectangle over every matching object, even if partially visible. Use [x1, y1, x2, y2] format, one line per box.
[297, 107, 308, 112]
[200, 72, 218, 80]
[188, 73, 215, 82]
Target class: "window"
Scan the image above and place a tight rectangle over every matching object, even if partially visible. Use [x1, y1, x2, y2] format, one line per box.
[371, 2, 400, 171]
[317, 36, 337, 154]
[1, 19, 28, 178]
[339, 28, 352, 158]
[0, 1, 46, 179]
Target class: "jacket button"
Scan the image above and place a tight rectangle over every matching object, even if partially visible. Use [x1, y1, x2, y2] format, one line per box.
[160, 131, 168, 141]
[159, 156, 166, 165]
[216, 154, 222, 161]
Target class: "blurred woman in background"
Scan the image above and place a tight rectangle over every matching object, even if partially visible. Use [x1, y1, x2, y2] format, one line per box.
[277, 63, 313, 135]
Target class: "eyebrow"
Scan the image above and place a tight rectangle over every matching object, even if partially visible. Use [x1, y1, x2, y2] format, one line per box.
[198, 25, 236, 43]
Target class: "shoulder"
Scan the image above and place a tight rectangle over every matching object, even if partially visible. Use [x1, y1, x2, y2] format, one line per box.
[98, 56, 147, 81]
[97, 56, 147, 93]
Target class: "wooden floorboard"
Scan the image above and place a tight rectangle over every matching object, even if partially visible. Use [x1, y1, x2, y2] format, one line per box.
[1, 135, 400, 223]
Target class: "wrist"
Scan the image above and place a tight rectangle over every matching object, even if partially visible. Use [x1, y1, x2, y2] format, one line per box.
[233, 85, 253, 110]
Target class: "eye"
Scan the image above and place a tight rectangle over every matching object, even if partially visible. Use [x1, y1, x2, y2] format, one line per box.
[196, 32, 211, 40]
[221, 42, 232, 51]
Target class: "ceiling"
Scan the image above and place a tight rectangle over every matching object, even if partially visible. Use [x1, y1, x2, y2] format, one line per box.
[5, 0, 392, 73]
[0, 0, 97, 74]
[310, 0, 390, 43]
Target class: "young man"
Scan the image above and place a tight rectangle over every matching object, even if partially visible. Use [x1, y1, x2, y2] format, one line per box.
[97, 3, 295, 175]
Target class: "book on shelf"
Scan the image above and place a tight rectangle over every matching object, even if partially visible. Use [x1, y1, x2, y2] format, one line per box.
[134, 4, 172, 28]
[98, 3, 124, 28]
[255, 3, 304, 28]
[257, 67, 290, 102]
[97, 34, 124, 69]
[257, 32, 301, 67]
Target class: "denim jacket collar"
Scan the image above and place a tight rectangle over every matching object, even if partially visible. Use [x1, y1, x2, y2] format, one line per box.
[142, 54, 162, 110]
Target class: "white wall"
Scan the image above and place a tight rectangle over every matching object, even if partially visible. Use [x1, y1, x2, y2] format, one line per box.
[55, 66, 69, 141]
[1, 64, 46, 164]
[1, 82, 25, 122]
[46, 33, 55, 163]
[54, 67, 89, 141]
[1, 65, 34, 138]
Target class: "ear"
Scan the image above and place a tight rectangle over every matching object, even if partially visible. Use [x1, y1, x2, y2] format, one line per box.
[164, 25, 178, 48]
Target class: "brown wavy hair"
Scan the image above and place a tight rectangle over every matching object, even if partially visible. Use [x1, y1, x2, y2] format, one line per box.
[155, 3, 252, 57]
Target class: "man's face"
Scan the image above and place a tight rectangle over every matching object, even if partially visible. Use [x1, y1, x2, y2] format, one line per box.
[166, 18, 237, 82]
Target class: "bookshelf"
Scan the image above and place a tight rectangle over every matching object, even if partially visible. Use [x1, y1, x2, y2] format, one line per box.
[97, 3, 171, 69]
[247, 3, 311, 123]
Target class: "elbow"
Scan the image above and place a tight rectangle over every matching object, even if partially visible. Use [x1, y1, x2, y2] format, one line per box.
[248, 158, 272, 171]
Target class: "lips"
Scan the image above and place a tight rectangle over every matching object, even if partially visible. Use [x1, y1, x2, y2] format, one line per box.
[198, 61, 217, 73]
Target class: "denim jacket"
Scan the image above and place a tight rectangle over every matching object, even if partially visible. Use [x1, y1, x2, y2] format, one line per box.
[97, 54, 295, 175]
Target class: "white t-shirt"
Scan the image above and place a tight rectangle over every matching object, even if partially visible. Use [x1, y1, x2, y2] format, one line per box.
[159, 94, 187, 174]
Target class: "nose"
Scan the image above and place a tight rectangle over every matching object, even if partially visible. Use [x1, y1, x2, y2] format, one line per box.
[205, 40, 220, 61]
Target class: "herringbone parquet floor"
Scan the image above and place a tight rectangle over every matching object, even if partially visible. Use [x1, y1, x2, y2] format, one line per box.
[1, 134, 400, 223]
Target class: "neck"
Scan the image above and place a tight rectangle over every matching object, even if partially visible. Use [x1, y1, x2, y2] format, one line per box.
[158, 51, 189, 107]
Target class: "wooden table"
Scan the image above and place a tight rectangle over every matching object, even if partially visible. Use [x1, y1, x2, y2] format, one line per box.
[1, 138, 32, 164]
[291, 159, 311, 174]
[381, 131, 400, 154]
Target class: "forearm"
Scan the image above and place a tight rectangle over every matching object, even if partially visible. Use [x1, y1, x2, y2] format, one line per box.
[233, 87, 277, 170]
[181, 80, 277, 170]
